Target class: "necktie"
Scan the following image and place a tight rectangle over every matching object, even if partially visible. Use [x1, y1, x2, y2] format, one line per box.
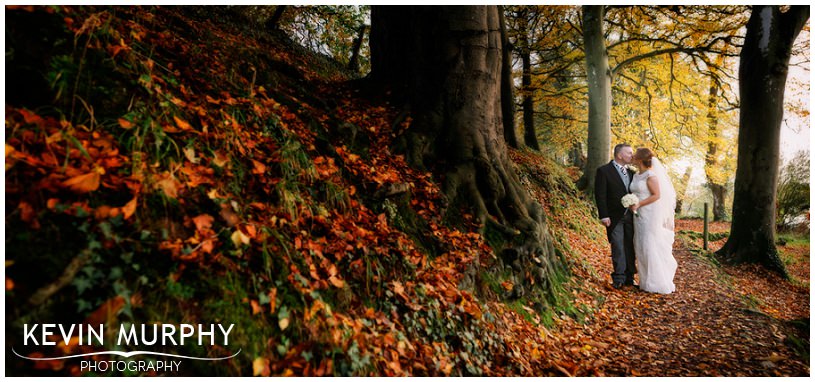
[620, 165, 627, 176]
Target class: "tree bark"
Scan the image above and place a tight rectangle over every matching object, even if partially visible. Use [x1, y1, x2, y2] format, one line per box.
[370, 5, 561, 297]
[705, 75, 728, 221]
[499, 6, 519, 149]
[569, 142, 585, 169]
[578, 5, 611, 193]
[709, 184, 727, 220]
[518, 13, 540, 151]
[674, 166, 693, 215]
[717, 5, 809, 276]
[266, 5, 287, 30]
[348, 24, 367, 73]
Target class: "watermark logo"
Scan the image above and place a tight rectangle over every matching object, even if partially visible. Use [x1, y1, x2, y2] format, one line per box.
[13, 323, 240, 374]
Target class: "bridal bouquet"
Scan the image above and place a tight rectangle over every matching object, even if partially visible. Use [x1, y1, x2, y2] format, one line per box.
[621, 194, 639, 216]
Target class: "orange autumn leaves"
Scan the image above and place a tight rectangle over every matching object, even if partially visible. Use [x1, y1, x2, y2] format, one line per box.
[4, 5, 586, 376]
[6, 107, 140, 225]
[62, 166, 105, 194]
[159, 205, 260, 264]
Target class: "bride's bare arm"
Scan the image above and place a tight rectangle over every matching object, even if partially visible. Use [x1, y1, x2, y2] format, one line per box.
[631, 176, 660, 212]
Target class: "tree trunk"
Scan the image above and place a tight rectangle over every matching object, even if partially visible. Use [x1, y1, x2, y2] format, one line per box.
[674, 166, 693, 215]
[578, 5, 611, 193]
[705, 74, 728, 221]
[370, 5, 561, 297]
[710, 183, 727, 220]
[266, 5, 287, 30]
[569, 142, 585, 169]
[368, 7, 411, 94]
[499, 6, 519, 149]
[348, 24, 367, 73]
[518, 13, 540, 151]
[717, 5, 809, 276]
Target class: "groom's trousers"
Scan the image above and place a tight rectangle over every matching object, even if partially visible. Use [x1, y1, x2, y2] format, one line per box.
[609, 212, 636, 285]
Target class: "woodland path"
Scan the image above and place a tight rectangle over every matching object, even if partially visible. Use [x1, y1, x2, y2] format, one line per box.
[547, 222, 809, 377]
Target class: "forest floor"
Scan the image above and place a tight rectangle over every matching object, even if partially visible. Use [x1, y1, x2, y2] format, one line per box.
[544, 220, 810, 376]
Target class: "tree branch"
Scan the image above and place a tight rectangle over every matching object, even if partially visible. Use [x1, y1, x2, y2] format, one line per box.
[27, 250, 92, 307]
[610, 41, 727, 77]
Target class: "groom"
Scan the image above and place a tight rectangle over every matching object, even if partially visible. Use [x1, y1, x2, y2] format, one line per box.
[595, 144, 636, 289]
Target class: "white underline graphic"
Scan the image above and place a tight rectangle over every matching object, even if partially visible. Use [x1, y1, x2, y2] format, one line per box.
[12, 347, 241, 361]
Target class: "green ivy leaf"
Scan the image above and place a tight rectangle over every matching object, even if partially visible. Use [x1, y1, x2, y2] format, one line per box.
[76, 298, 92, 313]
[73, 277, 93, 294]
[258, 291, 270, 305]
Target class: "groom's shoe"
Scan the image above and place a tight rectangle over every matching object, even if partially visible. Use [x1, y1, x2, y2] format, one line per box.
[612, 282, 624, 289]
[624, 280, 638, 288]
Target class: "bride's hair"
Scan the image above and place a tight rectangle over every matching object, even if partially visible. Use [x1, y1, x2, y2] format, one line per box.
[634, 148, 655, 168]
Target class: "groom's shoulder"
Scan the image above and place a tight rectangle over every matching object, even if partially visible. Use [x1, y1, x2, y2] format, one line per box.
[595, 163, 612, 182]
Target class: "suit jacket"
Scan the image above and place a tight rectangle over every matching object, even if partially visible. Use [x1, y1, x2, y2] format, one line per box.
[595, 161, 634, 233]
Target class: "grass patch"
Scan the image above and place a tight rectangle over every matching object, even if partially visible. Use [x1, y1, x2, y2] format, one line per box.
[503, 264, 588, 328]
[740, 293, 764, 312]
[776, 231, 810, 286]
[678, 234, 738, 290]
[679, 229, 729, 241]
[777, 231, 810, 247]
[686, 246, 721, 267]
[379, 193, 440, 258]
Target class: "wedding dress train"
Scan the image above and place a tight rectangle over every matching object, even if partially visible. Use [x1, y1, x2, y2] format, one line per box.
[631, 159, 677, 294]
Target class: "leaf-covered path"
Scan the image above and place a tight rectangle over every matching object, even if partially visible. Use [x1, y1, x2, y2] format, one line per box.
[545, 221, 809, 377]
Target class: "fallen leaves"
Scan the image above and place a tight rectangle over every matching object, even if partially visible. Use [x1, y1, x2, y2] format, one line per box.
[192, 214, 214, 232]
[84, 296, 126, 327]
[5, 107, 143, 229]
[253, 357, 271, 376]
[211, 149, 230, 168]
[541, 220, 809, 377]
[170, 115, 193, 132]
[154, 172, 182, 198]
[230, 229, 251, 246]
[121, 196, 138, 219]
[18, 201, 37, 224]
[118, 117, 135, 129]
[251, 159, 266, 175]
[278, 315, 290, 331]
[62, 167, 104, 194]
[250, 300, 263, 315]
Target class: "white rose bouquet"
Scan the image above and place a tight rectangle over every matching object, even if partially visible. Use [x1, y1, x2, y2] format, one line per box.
[621, 194, 639, 216]
[625, 164, 638, 173]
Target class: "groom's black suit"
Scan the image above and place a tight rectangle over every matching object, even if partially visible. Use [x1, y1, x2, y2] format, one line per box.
[595, 161, 636, 286]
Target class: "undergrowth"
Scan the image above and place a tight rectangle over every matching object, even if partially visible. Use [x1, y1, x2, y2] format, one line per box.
[5, 5, 610, 377]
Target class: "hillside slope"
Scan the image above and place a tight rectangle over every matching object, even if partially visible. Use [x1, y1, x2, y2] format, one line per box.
[5, 6, 609, 376]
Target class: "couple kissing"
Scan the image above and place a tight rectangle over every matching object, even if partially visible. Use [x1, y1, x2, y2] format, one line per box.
[595, 144, 677, 294]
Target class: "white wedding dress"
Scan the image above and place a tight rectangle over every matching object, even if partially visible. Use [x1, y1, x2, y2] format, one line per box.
[630, 158, 677, 294]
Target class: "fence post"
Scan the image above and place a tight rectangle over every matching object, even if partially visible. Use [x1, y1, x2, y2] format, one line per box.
[703, 203, 709, 251]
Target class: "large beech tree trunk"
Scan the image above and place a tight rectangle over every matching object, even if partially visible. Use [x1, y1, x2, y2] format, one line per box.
[578, 5, 611, 193]
[370, 5, 560, 296]
[705, 78, 728, 221]
[717, 5, 809, 276]
[499, 6, 519, 149]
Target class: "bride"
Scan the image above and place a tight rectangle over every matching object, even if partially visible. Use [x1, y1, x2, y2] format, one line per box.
[629, 148, 677, 294]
